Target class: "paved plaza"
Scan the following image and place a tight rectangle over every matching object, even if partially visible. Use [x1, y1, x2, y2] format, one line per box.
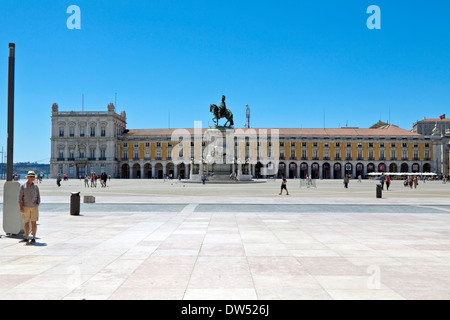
[1, 178, 450, 300]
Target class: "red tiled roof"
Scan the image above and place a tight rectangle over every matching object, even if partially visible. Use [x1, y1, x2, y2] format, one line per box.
[123, 125, 420, 137]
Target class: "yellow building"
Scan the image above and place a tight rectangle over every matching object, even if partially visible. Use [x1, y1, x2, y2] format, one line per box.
[51, 104, 442, 179]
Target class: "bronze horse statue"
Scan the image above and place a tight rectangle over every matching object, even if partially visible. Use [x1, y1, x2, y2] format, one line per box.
[210, 95, 234, 127]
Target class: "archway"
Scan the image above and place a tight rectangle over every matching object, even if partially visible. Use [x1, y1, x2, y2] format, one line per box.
[412, 163, 420, 173]
[255, 162, 263, 178]
[289, 162, 297, 179]
[333, 163, 342, 179]
[423, 163, 431, 172]
[300, 162, 308, 179]
[389, 163, 397, 173]
[178, 163, 186, 179]
[322, 162, 330, 179]
[132, 163, 141, 179]
[311, 163, 319, 179]
[344, 162, 353, 177]
[144, 163, 152, 179]
[378, 163, 386, 173]
[278, 162, 286, 178]
[155, 163, 163, 179]
[121, 164, 130, 179]
[356, 163, 364, 178]
[367, 163, 375, 174]
[166, 162, 175, 178]
[400, 163, 408, 173]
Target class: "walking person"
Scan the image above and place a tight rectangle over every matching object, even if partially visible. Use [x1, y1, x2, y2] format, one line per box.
[386, 174, 391, 191]
[279, 175, 289, 195]
[379, 173, 386, 190]
[18, 171, 41, 245]
[84, 174, 90, 188]
[343, 174, 349, 188]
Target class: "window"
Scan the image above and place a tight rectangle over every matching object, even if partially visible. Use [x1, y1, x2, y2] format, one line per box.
[79, 149, 85, 158]
[156, 149, 161, 159]
[69, 127, 74, 137]
[122, 151, 128, 160]
[59, 127, 64, 137]
[380, 143, 385, 148]
[90, 127, 95, 137]
[145, 149, 150, 159]
[69, 149, 74, 159]
[80, 127, 85, 137]
[123, 143, 128, 147]
[90, 149, 95, 159]
[134, 143, 139, 148]
[335, 142, 340, 147]
[58, 149, 64, 159]
[369, 143, 374, 148]
[301, 149, 307, 159]
[313, 142, 318, 147]
[279, 142, 284, 147]
[101, 127, 106, 137]
[100, 149, 106, 159]
[346, 149, 352, 159]
[402, 150, 408, 159]
[145, 142, 150, 147]
[346, 143, 351, 148]
[391, 143, 396, 148]
[402, 143, 407, 148]
[324, 143, 329, 148]
[156, 142, 161, 147]
[391, 149, 396, 159]
[302, 142, 307, 147]
[134, 150, 139, 159]
[379, 149, 385, 159]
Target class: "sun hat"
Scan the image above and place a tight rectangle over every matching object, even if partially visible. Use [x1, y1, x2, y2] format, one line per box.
[26, 171, 36, 177]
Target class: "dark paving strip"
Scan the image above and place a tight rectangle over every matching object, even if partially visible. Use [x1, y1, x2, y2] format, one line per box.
[0, 203, 187, 213]
[194, 204, 449, 214]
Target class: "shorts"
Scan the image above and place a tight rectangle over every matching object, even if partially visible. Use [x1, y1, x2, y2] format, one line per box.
[281, 184, 287, 189]
[22, 206, 39, 223]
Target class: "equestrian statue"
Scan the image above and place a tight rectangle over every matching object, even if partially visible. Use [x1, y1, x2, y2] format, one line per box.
[209, 95, 234, 128]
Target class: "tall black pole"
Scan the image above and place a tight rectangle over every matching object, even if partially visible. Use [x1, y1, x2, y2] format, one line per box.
[7, 43, 15, 181]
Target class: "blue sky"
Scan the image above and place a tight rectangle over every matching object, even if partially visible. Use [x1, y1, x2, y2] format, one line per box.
[0, 0, 449, 163]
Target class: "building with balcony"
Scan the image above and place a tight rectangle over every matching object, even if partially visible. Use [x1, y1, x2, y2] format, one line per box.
[50, 104, 447, 179]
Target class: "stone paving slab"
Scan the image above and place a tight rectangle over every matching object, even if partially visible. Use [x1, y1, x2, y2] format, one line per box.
[1, 179, 450, 300]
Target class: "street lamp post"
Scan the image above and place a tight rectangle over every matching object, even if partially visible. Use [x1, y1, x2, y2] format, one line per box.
[7, 43, 15, 181]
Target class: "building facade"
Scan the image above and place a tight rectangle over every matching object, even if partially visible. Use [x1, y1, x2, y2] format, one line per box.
[50, 103, 126, 179]
[411, 118, 450, 135]
[50, 104, 448, 179]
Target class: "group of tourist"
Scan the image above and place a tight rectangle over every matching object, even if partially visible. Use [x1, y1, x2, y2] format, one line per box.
[83, 172, 109, 188]
[403, 176, 419, 189]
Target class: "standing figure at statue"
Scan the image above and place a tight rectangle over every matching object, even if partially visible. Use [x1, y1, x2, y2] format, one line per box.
[219, 95, 227, 119]
[18, 171, 41, 245]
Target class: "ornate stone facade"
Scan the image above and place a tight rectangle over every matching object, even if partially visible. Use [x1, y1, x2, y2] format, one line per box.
[50, 104, 447, 179]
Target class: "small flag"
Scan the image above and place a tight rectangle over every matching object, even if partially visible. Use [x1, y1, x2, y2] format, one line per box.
[440, 114, 446, 119]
